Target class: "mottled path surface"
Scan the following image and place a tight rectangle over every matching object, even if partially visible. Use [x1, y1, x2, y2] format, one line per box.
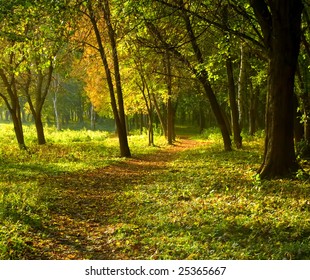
[30, 139, 204, 259]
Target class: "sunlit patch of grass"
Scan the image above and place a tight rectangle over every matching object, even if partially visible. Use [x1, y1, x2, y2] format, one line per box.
[0, 123, 167, 259]
[103, 136, 310, 260]
[1, 123, 309, 259]
[0, 180, 50, 259]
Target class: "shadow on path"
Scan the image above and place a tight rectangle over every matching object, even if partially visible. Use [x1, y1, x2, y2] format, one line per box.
[30, 139, 202, 259]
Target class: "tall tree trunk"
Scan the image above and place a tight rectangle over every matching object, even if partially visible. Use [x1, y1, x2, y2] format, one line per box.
[182, 12, 232, 151]
[251, 0, 303, 178]
[226, 57, 242, 148]
[25, 66, 53, 145]
[165, 51, 174, 145]
[101, 0, 131, 157]
[87, 0, 131, 157]
[222, 5, 242, 148]
[237, 43, 247, 130]
[249, 83, 259, 136]
[200, 74, 232, 151]
[152, 92, 167, 137]
[0, 70, 27, 150]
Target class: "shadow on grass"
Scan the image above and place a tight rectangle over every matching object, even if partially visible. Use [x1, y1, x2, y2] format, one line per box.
[28, 154, 169, 259]
[3, 139, 310, 260]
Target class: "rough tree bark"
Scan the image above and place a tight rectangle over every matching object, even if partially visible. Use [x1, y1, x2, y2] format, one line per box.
[250, 0, 303, 178]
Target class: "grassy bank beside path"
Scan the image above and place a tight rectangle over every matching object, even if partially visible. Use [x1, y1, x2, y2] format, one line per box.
[1, 126, 309, 259]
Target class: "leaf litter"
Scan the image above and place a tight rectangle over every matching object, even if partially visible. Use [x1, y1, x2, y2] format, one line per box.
[29, 139, 204, 259]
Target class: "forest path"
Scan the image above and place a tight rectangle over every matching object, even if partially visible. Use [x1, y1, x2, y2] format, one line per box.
[31, 138, 207, 259]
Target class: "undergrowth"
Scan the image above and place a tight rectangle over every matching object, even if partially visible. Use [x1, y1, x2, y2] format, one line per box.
[0, 123, 309, 259]
[103, 137, 310, 260]
[0, 123, 166, 259]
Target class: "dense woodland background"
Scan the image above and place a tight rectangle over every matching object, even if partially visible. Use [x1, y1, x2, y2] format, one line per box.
[1, 0, 310, 176]
[1, 0, 310, 260]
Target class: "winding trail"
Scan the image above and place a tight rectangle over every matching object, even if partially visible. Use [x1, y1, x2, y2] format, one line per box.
[30, 139, 205, 259]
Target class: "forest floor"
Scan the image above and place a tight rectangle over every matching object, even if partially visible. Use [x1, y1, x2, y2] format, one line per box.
[2, 128, 310, 260]
[28, 138, 206, 259]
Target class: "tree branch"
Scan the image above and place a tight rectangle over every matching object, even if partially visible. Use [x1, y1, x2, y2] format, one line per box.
[154, 0, 265, 50]
[249, 0, 272, 49]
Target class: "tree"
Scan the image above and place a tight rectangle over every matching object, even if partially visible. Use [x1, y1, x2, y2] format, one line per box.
[0, 1, 29, 149]
[222, 5, 242, 148]
[141, 1, 232, 150]
[250, 0, 303, 178]
[21, 0, 71, 144]
[85, 0, 131, 157]
[0, 0, 73, 147]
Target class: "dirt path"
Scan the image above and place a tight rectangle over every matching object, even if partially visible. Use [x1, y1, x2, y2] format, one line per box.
[30, 139, 203, 259]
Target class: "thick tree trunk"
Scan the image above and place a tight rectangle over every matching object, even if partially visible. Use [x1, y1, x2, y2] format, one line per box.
[226, 58, 242, 148]
[254, 0, 303, 178]
[28, 107, 46, 145]
[259, 59, 299, 177]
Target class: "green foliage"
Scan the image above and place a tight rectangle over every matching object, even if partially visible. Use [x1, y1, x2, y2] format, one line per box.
[296, 139, 310, 159]
[0, 174, 49, 259]
[199, 127, 223, 142]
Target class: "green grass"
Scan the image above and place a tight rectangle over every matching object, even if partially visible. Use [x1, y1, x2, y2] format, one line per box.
[0, 123, 167, 259]
[0, 123, 309, 259]
[103, 137, 310, 260]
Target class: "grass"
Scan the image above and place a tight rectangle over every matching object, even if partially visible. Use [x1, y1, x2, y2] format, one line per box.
[99, 132, 310, 260]
[0, 123, 167, 259]
[0, 123, 310, 259]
